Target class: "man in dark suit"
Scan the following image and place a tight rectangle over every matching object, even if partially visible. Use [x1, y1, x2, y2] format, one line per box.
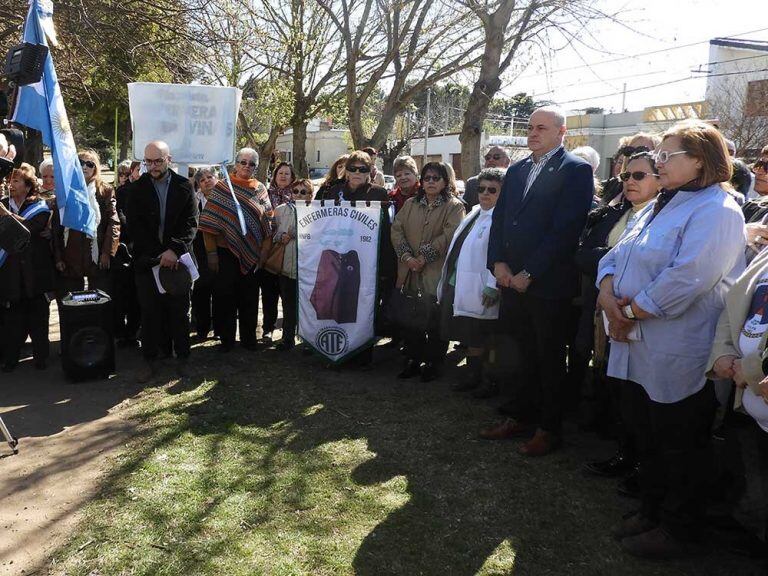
[126, 141, 198, 382]
[481, 106, 594, 456]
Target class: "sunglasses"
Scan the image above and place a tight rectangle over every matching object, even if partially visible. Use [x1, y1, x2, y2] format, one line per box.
[477, 185, 499, 194]
[293, 188, 311, 195]
[484, 153, 504, 161]
[753, 160, 768, 173]
[618, 145, 650, 157]
[653, 150, 688, 164]
[345, 165, 370, 173]
[238, 160, 257, 167]
[422, 175, 443, 182]
[619, 171, 659, 182]
[80, 160, 96, 169]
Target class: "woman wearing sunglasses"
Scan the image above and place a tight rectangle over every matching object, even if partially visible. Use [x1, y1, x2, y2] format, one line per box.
[391, 161, 465, 382]
[199, 148, 273, 352]
[740, 147, 768, 258]
[318, 150, 395, 366]
[597, 121, 746, 558]
[437, 167, 503, 393]
[273, 179, 314, 351]
[576, 152, 661, 486]
[52, 149, 120, 297]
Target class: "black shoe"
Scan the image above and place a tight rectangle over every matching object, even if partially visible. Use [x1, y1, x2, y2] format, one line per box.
[276, 341, 294, 352]
[397, 360, 421, 379]
[472, 382, 500, 399]
[176, 358, 190, 378]
[584, 452, 636, 478]
[34, 359, 47, 370]
[241, 341, 260, 351]
[1, 362, 17, 373]
[259, 332, 273, 344]
[618, 466, 641, 499]
[420, 363, 439, 383]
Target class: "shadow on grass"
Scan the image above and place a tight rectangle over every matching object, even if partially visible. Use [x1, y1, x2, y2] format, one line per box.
[47, 343, 766, 576]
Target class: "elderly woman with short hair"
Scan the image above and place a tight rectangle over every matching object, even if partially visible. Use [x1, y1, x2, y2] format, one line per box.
[52, 149, 120, 297]
[391, 161, 465, 382]
[38, 159, 55, 201]
[200, 148, 273, 352]
[438, 167, 503, 391]
[389, 156, 420, 213]
[597, 121, 746, 558]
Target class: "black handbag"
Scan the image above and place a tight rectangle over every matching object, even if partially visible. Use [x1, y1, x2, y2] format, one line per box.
[388, 271, 437, 332]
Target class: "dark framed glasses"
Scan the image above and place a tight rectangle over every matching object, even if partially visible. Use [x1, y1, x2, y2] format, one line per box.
[143, 158, 166, 166]
[345, 165, 370, 173]
[477, 185, 499, 194]
[619, 171, 659, 182]
[422, 174, 443, 182]
[79, 159, 96, 169]
[238, 160, 257, 167]
[753, 160, 768, 173]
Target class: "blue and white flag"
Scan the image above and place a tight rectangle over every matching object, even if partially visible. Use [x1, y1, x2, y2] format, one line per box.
[0, 199, 51, 268]
[12, 0, 95, 238]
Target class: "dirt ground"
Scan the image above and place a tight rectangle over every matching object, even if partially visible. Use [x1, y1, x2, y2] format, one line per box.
[0, 304, 143, 576]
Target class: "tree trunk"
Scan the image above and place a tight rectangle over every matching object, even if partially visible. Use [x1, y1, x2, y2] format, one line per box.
[459, 80, 499, 179]
[291, 115, 309, 178]
[380, 140, 407, 174]
[119, 116, 131, 160]
[257, 124, 281, 182]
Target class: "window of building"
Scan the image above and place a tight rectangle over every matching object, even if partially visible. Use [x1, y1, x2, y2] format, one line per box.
[317, 150, 320, 162]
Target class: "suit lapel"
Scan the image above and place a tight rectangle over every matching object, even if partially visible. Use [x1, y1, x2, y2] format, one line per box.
[514, 148, 564, 216]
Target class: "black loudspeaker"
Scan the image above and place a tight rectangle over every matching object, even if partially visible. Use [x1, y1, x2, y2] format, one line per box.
[4, 43, 48, 86]
[59, 290, 115, 381]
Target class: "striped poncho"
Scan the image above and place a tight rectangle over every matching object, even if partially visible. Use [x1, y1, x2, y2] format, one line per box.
[198, 175, 272, 274]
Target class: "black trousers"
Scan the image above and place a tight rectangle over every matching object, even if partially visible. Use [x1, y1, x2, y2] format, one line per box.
[278, 275, 297, 345]
[135, 270, 190, 360]
[2, 295, 50, 365]
[191, 269, 215, 337]
[112, 263, 141, 340]
[621, 379, 717, 540]
[257, 268, 280, 335]
[501, 291, 570, 434]
[213, 248, 258, 346]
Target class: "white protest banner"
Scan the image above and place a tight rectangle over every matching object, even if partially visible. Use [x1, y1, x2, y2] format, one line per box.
[297, 200, 382, 363]
[128, 83, 241, 164]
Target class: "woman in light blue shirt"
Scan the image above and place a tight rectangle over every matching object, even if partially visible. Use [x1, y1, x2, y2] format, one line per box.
[596, 120, 746, 559]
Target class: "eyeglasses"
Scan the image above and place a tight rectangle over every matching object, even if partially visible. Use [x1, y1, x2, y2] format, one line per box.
[619, 171, 659, 182]
[422, 175, 443, 182]
[238, 160, 257, 167]
[294, 189, 311, 196]
[752, 160, 768, 173]
[484, 153, 505, 161]
[143, 158, 166, 166]
[477, 185, 499, 194]
[618, 145, 650, 157]
[653, 150, 688, 164]
[345, 165, 370, 173]
[80, 160, 96, 169]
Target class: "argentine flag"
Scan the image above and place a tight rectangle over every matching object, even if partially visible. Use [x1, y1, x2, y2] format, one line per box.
[12, 0, 95, 238]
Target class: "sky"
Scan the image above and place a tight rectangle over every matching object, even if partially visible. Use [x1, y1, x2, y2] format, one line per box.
[498, 0, 768, 114]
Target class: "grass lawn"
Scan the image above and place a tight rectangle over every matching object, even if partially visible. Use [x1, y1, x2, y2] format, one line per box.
[49, 343, 764, 576]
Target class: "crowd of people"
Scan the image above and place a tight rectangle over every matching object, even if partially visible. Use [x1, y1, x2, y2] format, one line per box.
[0, 104, 767, 562]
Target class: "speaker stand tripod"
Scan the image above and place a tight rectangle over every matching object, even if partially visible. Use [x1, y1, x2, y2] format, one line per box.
[0, 416, 18, 455]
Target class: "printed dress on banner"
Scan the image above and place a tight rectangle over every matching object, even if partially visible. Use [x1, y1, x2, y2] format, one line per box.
[296, 200, 382, 362]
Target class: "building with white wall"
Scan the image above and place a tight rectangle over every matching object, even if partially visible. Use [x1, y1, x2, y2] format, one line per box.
[275, 119, 351, 172]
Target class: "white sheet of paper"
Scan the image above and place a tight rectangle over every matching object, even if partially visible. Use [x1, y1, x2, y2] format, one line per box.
[602, 311, 642, 342]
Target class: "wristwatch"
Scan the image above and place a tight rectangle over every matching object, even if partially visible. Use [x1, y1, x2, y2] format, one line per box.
[520, 269, 533, 280]
[622, 304, 636, 319]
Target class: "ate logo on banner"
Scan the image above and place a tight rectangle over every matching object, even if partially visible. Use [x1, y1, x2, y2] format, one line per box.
[316, 327, 349, 357]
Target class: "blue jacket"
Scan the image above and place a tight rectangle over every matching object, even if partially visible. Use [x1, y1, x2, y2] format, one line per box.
[488, 147, 594, 299]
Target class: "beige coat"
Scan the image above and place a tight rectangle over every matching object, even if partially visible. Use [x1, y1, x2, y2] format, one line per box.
[707, 246, 768, 406]
[391, 194, 465, 296]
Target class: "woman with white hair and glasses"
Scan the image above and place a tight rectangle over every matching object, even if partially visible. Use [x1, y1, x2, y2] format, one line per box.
[199, 148, 273, 352]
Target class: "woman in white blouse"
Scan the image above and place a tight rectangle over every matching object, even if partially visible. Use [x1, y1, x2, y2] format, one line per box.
[437, 168, 502, 393]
